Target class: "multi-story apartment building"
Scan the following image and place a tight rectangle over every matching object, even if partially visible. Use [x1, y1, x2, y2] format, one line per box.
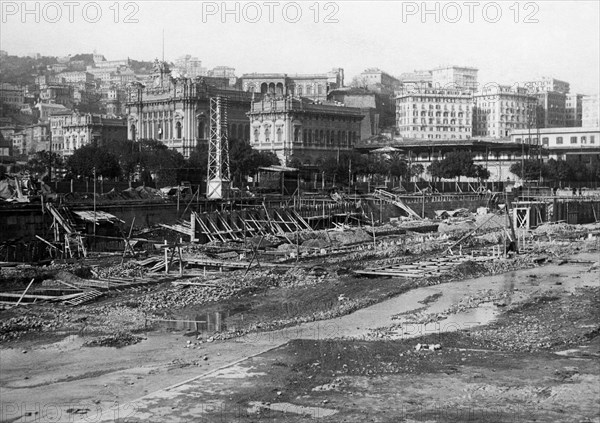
[173, 55, 207, 78]
[397, 70, 433, 95]
[396, 89, 473, 140]
[0, 83, 25, 105]
[241, 69, 344, 101]
[473, 85, 537, 138]
[126, 60, 255, 158]
[431, 66, 479, 92]
[525, 76, 570, 94]
[247, 96, 363, 165]
[49, 111, 126, 156]
[35, 74, 65, 89]
[57, 71, 94, 85]
[35, 103, 70, 123]
[359, 68, 399, 94]
[328, 88, 396, 139]
[39, 85, 73, 108]
[8, 124, 50, 156]
[582, 95, 599, 128]
[565, 93, 584, 127]
[535, 91, 567, 128]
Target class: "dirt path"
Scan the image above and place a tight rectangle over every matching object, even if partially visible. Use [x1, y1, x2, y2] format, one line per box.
[2, 252, 598, 422]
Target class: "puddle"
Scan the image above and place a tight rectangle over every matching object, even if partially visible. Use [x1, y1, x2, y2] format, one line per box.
[151, 311, 229, 334]
[247, 401, 338, 418]
[215, 364, 266, 379]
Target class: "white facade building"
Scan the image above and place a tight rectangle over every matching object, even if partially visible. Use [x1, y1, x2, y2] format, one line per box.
[473, 85, 537, 138]
[395, 89, 473, 139]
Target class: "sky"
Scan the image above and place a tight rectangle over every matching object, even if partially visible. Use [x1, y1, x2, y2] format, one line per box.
[1, 1, 599, 94]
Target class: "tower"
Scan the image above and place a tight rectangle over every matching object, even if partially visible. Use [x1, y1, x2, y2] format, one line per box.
[206, 96, 230, 199]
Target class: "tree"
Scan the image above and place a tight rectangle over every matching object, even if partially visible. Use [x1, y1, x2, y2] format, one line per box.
[509, 159, 542, 180]
[544, 159, 573, 183]
[426, 151, 490, 182]
[26, 150, 63, 180]
[229, 139, 278, 184]
[65, 145, 120, 179]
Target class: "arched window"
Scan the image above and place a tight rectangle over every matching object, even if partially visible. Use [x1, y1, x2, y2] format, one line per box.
[253, 128, 260, 142]
[265, 126, 271, 142]
[307, 85, 313, 96]
[130, 124, 136, 141]
[319, 130, 324, 143]
[303, 129, 307, 144]
[268, 83, 275, 95]
[198, 121, 205, 139]
[261, 83, 268, 94]
[276, 83, 284, 96]
[297, 86, 303, 96]
[277, 127, 283, 142]
[176, 122, 182, 139]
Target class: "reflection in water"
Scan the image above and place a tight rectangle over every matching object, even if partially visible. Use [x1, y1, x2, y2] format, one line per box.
[155, 311, 229, 334]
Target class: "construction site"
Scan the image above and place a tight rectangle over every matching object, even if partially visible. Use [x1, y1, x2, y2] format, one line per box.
[1, 99, 600, 422]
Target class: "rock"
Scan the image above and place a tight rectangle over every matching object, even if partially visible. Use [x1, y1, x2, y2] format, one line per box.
[203, 356, 208, 361]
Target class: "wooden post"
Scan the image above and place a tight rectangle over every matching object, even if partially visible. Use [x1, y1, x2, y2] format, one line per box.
[15, 278, 35, 307]
[178, 238, 183, 276]
[164, 240, 169, 274]
[371, 212, 376, 250]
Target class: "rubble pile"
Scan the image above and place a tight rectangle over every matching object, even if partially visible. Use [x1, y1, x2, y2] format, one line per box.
[82, 331, 144, 348]
[94, 262, 147, 279]
[0, 316, 51, 341]
[469, 287, 600, 352]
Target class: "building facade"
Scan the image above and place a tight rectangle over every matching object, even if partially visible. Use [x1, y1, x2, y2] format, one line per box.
[328, 88, 396, 139]
[126, 60, 255, 158]
[582, 95, 599, 128]
[247, 96, 363, 165]
[525, 77, 570, 94]
[355, 138, 536, 182]
[0, 83, 25, 105]
[241, 69, 344, 101]
[49, 112, 127, 156]
[473, 85, 536, 138]
[509, 127, 599, 167]
[396, 89, 473, 140]
[566, 93, 583, 127]
[431, 66, 479, 91]
[535, 91, 566, 128]
[358, 68, 400, 94]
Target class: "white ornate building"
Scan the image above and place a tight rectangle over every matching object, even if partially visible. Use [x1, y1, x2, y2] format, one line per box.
[396, 88, 473, 139]
[125, 60, 255, 158]
[247, 96, 363, 165]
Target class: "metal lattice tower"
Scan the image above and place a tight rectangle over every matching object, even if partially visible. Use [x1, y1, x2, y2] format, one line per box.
[206, 96, 230, 199]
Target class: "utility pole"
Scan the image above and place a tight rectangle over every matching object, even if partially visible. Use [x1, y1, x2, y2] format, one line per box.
[93, 166, 97, 236]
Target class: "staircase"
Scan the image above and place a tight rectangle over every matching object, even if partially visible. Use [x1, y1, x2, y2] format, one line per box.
[373, 189, 422, 219]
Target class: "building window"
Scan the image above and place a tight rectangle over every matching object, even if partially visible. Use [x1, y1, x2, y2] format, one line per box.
[590, 136, 595, 144]
[581, 136, 587, 144]
[176, 122, 182, 139]
[278, 127, 283, 142]
[515, 138, 522, 143]
[254, 128, 259, 142]
[542, 137, 549, 146]
[570, 136, 577, 144]
[556, 136, 563, 144]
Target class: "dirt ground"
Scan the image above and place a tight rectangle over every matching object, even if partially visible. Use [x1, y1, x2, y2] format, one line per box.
[1, 227, 599, 422]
